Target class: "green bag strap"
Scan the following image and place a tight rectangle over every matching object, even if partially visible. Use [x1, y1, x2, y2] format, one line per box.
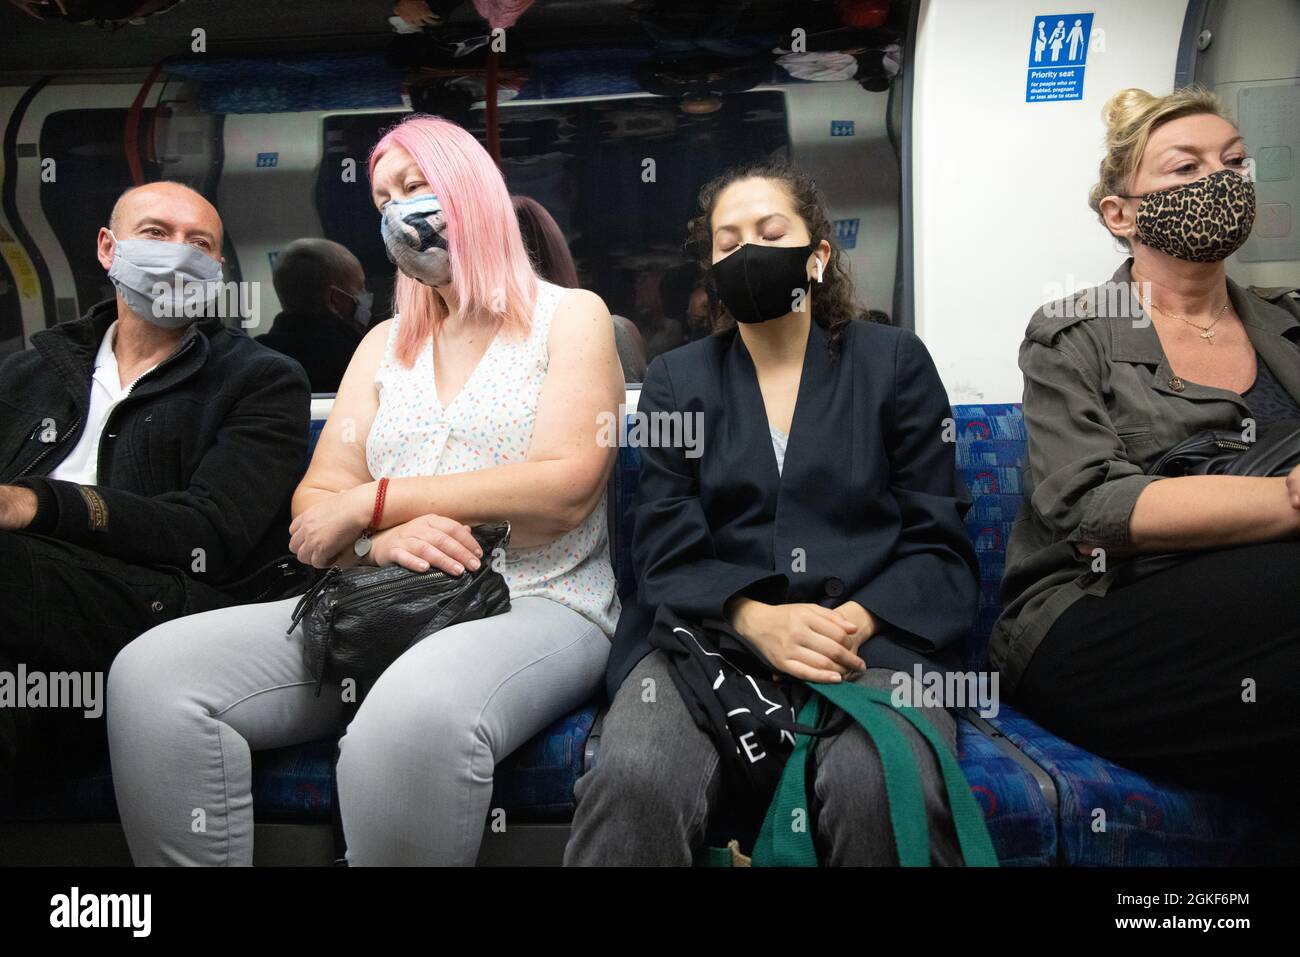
[826, 683, 1000, 867]
[749, 697, 817, 866]
[753, 689, 930, 866]
[750, 698, 819, 866]
[753, 682, 999, 867]
[704, 845, 735, 867]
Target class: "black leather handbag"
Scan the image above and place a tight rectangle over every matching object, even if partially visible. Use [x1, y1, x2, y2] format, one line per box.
[1115, 418, 1300, 584]
[287, 520, 513, 695]
[1146, 418, 1300, 477]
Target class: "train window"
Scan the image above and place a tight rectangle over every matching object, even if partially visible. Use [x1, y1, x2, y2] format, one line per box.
[39, 108, 162, 318]
[318, 93, 794, 348]
[0, 1, 910, 379]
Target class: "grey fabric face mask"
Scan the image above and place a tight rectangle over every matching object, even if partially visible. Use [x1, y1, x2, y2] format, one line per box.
[106, 232, 225, 328]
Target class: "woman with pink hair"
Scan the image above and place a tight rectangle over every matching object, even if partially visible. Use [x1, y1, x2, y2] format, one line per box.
[107, 115, 623, 865]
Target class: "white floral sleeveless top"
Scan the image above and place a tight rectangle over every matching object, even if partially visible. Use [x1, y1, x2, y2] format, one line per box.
[366, 279, 619, 637]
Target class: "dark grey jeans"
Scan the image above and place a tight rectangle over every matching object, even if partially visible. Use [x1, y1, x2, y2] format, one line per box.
[565, 650, 962, 866]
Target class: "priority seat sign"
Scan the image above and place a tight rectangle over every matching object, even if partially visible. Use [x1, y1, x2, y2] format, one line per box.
[1026, 13, 1094, 103]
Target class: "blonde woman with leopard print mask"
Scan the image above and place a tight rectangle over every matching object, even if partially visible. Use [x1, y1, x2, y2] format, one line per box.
[992, 85, 1300, 816]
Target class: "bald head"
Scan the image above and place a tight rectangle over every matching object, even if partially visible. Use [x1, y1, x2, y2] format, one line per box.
[107, 181, 223, 252]
[272, 238, 365, 314]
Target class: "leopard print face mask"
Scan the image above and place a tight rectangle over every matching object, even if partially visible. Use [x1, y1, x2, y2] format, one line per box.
[1126, 168, 1256, 263]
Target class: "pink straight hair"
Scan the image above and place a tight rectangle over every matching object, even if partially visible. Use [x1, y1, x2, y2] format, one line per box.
[369, 115, 538, 368]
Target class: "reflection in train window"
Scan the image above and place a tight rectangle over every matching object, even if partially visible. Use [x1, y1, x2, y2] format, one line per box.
[319, 94, 792, 363]
[0, 1, 909, 382]
[39, 108, 162, 319]
[0, 245, 18, 358]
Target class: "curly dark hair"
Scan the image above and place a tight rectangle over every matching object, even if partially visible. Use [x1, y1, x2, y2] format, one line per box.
[685, 159, 875, 358]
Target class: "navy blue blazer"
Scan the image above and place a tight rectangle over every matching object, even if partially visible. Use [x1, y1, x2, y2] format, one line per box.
[605, 317, 979, 700]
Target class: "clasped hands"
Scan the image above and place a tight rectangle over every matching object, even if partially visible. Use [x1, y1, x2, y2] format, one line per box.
[727, 596, 880, 684]
[289, 485, 482, 575]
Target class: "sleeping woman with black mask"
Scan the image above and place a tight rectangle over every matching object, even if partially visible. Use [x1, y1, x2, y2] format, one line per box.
[564, 160, 981, 866]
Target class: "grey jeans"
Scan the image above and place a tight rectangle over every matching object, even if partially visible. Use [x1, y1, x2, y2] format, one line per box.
[107, 594, 608, 866]
[565, 650, 961, 866]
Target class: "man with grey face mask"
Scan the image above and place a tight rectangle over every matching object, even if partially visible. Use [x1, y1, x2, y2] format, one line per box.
[0, 181, 310, 798]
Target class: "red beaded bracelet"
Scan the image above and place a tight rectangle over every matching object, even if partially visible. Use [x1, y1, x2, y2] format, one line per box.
[367, 477, 389, 535]
[353, 477, 389, 559]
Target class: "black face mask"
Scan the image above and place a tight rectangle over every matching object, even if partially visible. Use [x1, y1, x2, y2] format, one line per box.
[710, 242, 815, 324]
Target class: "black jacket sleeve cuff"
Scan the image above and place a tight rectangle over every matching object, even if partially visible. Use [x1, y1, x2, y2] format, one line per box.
[8, 476, 59, 535]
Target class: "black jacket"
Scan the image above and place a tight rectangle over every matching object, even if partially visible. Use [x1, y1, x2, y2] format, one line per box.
[0, 299, 311, 592]
[606, 318, 979, 700]
[256, 310, 362, 394]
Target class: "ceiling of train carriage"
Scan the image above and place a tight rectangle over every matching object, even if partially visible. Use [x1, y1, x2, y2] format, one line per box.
[0, 1, 901, 77]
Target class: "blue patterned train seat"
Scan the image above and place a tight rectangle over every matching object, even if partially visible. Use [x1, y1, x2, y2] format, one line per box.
[954, 404, 1300, 866]
[8, 402, 1297, 866]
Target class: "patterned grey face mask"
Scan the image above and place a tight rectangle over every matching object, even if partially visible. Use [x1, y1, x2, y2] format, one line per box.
[380, 194, 451, 286]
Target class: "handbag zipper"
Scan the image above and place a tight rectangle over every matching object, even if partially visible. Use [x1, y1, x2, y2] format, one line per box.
[337, 567, 464, 608]
[286, 564, 475, 635]
[286, 566, 340, 634]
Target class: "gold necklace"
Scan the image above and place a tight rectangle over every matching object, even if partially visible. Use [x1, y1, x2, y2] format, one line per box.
[1138, 290, 1231, 344]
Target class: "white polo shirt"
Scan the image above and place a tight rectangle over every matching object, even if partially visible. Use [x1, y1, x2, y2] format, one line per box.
[49, 320, 158, 486]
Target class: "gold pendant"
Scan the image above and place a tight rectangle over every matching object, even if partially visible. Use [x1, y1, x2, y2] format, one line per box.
[1201, 329, 1215, 343]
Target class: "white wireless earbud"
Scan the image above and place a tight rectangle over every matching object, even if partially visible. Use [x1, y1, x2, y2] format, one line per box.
[815, 258, 824, 283]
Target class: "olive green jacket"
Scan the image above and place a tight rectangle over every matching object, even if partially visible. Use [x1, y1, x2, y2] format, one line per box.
[991, 259, 1300, 692]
